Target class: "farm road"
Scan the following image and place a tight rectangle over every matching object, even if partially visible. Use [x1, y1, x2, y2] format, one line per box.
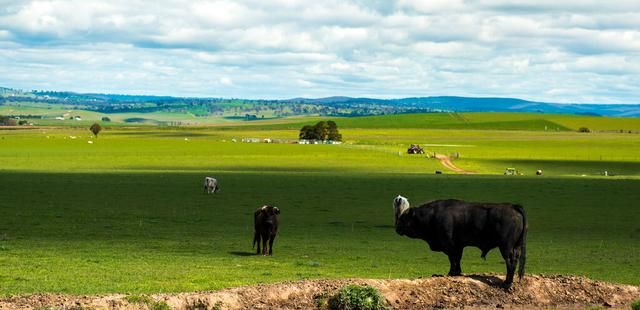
[436, 153, 474, 174]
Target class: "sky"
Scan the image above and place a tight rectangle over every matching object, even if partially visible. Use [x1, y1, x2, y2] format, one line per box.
[1, 0, 639, 103]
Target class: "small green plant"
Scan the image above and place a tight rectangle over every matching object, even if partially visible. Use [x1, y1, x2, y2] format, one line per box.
[211, 301, 223, 310]
[328, 284, 387, 310]
[631, 299, 640, 310]
[186, 299, 209, 310]
[125, 295, 170, 310]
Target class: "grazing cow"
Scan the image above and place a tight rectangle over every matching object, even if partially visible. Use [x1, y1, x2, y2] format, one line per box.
[253, 205, 280, 256]
[203, 177, 220, 194]
[393, 195, 527, 288]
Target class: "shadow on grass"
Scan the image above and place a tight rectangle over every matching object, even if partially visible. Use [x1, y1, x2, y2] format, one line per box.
[373, 224, 394, 229]
[228, 251, 255, 257]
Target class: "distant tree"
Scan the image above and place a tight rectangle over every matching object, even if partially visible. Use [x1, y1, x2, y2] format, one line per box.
[0, 116, 17, 126]
[299, 125, 318, 140]
[578, 127, 591, 133]
[90, 123, 102, 138]
[327, 120, 342, 141]
[18, 120, 28, 125]
[314, 121, 329, 141]
[101, 116, 111, 122]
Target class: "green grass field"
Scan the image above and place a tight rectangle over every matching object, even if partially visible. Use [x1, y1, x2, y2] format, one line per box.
[0, 113, 639, 296]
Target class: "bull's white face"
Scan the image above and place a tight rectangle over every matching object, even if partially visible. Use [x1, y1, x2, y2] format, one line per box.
[393, 195, 410, 222]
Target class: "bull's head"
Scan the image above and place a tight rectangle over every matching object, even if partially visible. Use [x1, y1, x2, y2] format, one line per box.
[261, 205, 280, 216]
[393, 195, 410, 229]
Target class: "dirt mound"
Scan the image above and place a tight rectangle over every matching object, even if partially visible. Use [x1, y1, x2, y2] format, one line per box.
[1, 274, 638, 309]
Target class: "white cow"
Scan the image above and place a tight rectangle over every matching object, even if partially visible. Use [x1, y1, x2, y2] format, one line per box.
[203, 177, 220, 194]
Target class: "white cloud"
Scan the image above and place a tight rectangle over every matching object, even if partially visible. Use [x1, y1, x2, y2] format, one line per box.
[0, 0, 639, 103]
[219, 77, 233, 86]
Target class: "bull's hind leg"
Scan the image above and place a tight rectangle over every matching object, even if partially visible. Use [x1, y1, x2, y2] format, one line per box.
[255, 233, 262, 255]
[446, 248, 463, 276]
[261, 233, 269, 256]
[500, 246, 517, 288]
[268, 233, 276, 256]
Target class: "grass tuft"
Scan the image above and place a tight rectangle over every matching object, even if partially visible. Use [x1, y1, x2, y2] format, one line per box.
[125, 295, 170, 310]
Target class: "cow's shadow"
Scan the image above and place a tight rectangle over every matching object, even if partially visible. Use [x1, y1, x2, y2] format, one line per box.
[466, 274, 505, 287]
[228, 251, 255, 257]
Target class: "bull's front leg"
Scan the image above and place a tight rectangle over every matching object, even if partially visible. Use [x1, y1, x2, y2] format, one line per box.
[254, 233, 261, 255]
[446, 248, 463, 276]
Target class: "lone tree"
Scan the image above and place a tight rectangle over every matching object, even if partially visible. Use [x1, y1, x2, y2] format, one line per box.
[299, 120, 341, 141]
[90, 123, 102, 138]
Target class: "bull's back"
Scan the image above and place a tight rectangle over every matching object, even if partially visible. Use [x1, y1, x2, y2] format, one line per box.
[423, 200, 525, 248]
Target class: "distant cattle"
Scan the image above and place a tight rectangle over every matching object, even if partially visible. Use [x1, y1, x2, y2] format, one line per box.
[393, 195, 527, 289]
[536, 170, 543, 175]
[203, 177, 219, 194]
[253, 205, 280, 256]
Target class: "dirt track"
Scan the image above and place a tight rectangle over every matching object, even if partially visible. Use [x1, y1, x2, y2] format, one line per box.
[1, 274, 638, 310]
[435, 154, 474, 174]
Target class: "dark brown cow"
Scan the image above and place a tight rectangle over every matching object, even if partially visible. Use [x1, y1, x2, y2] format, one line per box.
[253, 205, 280, 256]
[393, 195, 527, 289]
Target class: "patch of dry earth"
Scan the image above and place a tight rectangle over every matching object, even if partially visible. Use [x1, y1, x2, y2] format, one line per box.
[1, 274, 638, 310]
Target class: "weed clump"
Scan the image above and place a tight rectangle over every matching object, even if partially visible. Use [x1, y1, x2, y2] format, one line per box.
[631, 299, 640, 310]
[125, 295, 170, 310]
[327, 284, 387, 310]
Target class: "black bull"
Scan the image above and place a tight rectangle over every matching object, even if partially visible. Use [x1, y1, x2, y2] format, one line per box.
[253, 205, 280, 256]
[394, 197, 527, 288]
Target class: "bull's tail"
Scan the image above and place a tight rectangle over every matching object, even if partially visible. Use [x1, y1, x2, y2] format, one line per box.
[514, 204, 528, 279]
[252, 231, 258, 249]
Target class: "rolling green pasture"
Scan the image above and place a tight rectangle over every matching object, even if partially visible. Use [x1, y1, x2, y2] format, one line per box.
[5, 102, 640, 132]
[0, 119, 639, 295]
[1, 102, 304, 126]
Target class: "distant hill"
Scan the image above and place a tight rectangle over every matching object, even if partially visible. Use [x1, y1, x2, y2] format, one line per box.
[285, 96, 640, 117]
[1, 86, 639, 117]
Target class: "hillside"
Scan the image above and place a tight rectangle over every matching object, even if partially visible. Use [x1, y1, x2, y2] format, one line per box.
[2, 86, 640, 118]
[244, 112, 640, 132]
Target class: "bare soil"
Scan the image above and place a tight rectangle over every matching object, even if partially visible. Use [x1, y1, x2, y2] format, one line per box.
[435, 154, 475, 174]
[1, 274, 639, 310]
